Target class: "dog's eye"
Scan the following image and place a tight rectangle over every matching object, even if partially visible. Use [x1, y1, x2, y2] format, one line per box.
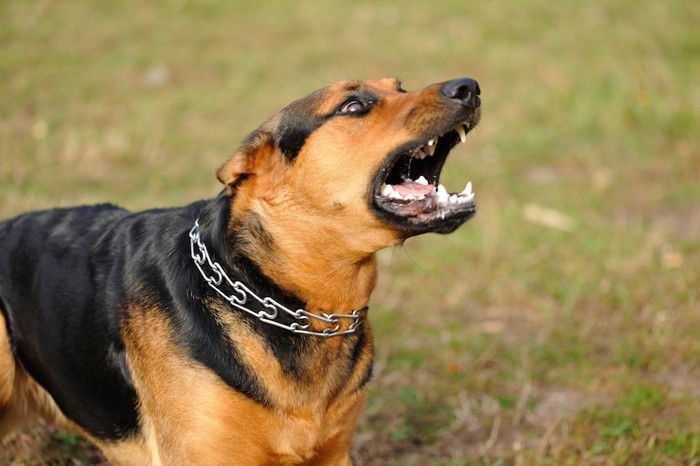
[339, 100, 370, 114]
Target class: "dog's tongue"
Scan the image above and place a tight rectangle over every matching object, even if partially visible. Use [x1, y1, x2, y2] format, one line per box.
[393, 180, 434, 197]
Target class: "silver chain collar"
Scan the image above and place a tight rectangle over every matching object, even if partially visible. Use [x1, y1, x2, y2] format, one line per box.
[189, 219, 365, 337]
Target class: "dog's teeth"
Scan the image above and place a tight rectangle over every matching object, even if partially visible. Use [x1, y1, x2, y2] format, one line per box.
[415, 175, 429, 185]
[436, 184, 449, 203]
[388, 191, 403, 200]
[449, 194, 458, 203]
[417, 194, 425, 200]
[410, 148, 425, 159]
[455, 125, 467, 143]
[381, 184, 394, 196]
[427, 138, 436, 146]
[460, 181, 472, 196]
[424, 143, 436, 156]
[404, 194, 415, 200]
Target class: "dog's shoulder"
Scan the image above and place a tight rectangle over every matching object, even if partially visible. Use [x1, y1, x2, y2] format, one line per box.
[0, 200, 214, 440]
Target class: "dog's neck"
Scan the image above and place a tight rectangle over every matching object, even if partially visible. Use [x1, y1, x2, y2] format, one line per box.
[231, 215, 378, 331]
[199, 192, 378, 333]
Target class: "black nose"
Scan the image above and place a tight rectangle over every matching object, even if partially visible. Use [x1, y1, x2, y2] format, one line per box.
[441, 78, 481, 107]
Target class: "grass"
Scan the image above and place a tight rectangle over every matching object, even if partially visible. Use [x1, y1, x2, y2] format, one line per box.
[1, 0, 699, 464]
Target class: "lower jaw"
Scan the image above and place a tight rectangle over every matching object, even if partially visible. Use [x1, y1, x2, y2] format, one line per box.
[373, 198, 477, 235]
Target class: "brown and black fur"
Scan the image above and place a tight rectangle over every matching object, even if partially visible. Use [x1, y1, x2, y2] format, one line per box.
[0, 77, 481, 465]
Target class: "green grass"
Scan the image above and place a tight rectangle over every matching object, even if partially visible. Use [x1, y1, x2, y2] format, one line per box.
[1, 0, 699, 464]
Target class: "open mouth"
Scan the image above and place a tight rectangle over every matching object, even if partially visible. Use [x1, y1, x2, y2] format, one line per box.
[372, 119, 477, 233]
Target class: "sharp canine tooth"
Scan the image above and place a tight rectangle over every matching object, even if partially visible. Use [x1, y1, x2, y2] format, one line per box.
[455, 125, 467, 143]
[381, 184, 394, 196]
[460, 181, 472, 196]
[436, 184, 449, 203]
[416, 176, 428, 185]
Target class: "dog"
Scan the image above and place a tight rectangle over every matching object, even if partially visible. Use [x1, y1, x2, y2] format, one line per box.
[0, 77, 481, 465]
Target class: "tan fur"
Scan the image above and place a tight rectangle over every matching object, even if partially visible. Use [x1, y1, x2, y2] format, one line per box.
[119, 306, 366, 465]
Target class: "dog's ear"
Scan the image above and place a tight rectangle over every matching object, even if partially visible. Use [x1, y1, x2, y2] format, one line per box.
[217, 130, 276, 188]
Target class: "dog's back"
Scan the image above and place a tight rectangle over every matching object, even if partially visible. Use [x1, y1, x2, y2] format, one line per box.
[0, 205, 142, 437]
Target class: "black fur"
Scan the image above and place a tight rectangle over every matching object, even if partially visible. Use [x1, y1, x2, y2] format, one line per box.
[277, 119, 322, 161]
[0, 205, 140, 439]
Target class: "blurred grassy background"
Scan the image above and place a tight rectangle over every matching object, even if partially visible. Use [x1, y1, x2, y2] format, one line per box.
[1, 0, 698, 464]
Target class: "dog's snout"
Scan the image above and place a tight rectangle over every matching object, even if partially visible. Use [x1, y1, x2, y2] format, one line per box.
[441, 78, 481, 107]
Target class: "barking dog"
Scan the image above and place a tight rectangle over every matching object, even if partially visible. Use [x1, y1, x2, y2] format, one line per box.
[0, 77, 481, 465]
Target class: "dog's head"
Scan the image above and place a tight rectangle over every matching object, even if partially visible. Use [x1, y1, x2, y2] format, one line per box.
[217, 78, 481, 254]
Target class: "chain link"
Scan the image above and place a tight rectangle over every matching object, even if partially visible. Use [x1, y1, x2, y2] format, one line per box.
[189, 220, 365, 337]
